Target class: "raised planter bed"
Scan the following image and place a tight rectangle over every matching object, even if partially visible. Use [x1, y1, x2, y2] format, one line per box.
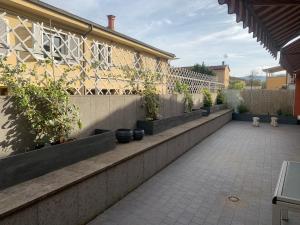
[137, 109, 202, 135]
[277, 115, 298, 124]
[211, 104, 226, 112]
[201, 107, 211, 116]
[232, 112, 298, 124]
[201, 104, 226, 116]
[0, 130, 116, 190]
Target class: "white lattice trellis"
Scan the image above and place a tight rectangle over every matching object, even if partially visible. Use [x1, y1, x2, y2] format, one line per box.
[0, 11, 224, 95]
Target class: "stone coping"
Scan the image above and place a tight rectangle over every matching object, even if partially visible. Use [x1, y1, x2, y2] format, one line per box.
[0, 109, 232, 219]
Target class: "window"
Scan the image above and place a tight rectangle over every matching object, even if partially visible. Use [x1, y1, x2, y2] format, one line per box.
[69, 36, 80, 59]
[42, 29, 68, 60]
[33, 24, 82, 62]
[92, 42, 112, 69]
[134, 52, 142, 70]
[0, 18, 9, 56]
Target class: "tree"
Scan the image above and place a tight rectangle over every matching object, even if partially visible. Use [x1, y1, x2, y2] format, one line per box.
[191, 63, 216, 76]
[229, 80, 245, 90]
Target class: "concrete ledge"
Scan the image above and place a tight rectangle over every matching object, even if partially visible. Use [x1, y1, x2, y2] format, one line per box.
[0, 109, 232, 225]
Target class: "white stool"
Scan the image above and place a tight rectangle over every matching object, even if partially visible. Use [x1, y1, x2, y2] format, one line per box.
[271, 117, 278, 127]
[253, 117, 260, 127]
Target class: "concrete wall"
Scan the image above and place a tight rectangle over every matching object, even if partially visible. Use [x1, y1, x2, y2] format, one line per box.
[0, 93, 217, 158]
[0, 110, 232, 225]
[225, 89, 294, 115]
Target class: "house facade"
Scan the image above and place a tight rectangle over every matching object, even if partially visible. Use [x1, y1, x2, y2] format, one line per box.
[0, 0, 176, 95]
[207, 63, 230, 88]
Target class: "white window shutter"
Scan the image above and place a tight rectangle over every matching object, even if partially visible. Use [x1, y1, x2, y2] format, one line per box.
[32, 23, 43, 56]
[0, 18, 8, 56]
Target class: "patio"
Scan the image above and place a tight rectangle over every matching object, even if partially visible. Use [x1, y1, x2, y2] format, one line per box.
[89, 121, 300, 225]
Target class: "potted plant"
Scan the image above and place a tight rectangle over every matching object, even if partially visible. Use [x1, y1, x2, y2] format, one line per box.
[201, 88, 212, 116]
[276, 108, 298, 124]
[214, 89, 226, 111]
[174, 81, 194, 113]
[0, 58, 116, 190]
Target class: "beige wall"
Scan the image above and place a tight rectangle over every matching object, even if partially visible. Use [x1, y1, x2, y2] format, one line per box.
[266, 76, 287, 90]
[0, 93, 217, 158]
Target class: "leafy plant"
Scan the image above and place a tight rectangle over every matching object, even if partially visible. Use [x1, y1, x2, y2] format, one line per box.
[202, 88, 212, 108]
[174, 81, 193, 113]
[277, 108, 293, 117]
[237, 103, 249, 114]
[229, 80, 245, 90]
[0, 57, 82, 145]
[216, 89, 225, 105]
[277, 109, 282, 116]
[123, 66, 162, 120]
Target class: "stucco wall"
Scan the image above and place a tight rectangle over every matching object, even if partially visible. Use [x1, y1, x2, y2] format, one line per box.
[0, 93, 217, 158]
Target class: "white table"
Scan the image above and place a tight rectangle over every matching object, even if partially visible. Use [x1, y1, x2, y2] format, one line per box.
[273, 161, 300, 225]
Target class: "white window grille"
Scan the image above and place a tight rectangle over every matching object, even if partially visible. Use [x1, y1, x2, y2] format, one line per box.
[92, 42, 112, 70]
[0, 18, 9, 56]
[43, 28, 68, 61]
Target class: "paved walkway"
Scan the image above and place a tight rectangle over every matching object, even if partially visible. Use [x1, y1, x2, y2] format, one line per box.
[88, 121, 300, 225]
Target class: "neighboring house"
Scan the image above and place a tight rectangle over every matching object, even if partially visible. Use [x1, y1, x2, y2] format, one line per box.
[207, 62, 230, 88]
[263, 66, 294, 90]
[179, 62, 230, 88]
[0, 0, 175, 95]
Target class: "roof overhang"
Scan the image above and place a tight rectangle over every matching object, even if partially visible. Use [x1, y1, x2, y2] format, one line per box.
[280, 38, 300, 74]
[262, 66, 284, 73]
[218, 0, 300, 58]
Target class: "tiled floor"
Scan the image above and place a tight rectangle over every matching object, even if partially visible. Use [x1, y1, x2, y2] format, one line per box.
[88, 121, 300, 225]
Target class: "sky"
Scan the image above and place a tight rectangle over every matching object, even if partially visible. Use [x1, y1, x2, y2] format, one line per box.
[43, 0, 279, 77]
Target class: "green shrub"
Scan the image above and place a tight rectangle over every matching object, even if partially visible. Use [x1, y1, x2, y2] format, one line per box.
[229, 80, 245, 90]
[277, 109, 282, 116]
[0, 58, 82, 145]
[216, 89, 225, 105]
[123, 66, 162, 120]
[191, 63, 216, 76]
[175, 81, 193, 113]
[238, 104, 249, 114]
[202, 88, 212, 107]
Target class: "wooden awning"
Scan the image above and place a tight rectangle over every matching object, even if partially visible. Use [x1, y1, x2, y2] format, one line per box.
[218, 0, 300, 58]
[280, 39, 300, 74]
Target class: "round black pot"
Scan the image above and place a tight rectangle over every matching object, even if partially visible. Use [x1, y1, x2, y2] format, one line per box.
[133, 129, 144, 141]
[115, 129, 133, 143]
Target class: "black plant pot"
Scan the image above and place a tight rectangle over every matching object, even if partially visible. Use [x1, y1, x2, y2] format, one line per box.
[133, 129, 145, 141]
[201, 107, 211, 116]
[115, 129, 133, 143]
